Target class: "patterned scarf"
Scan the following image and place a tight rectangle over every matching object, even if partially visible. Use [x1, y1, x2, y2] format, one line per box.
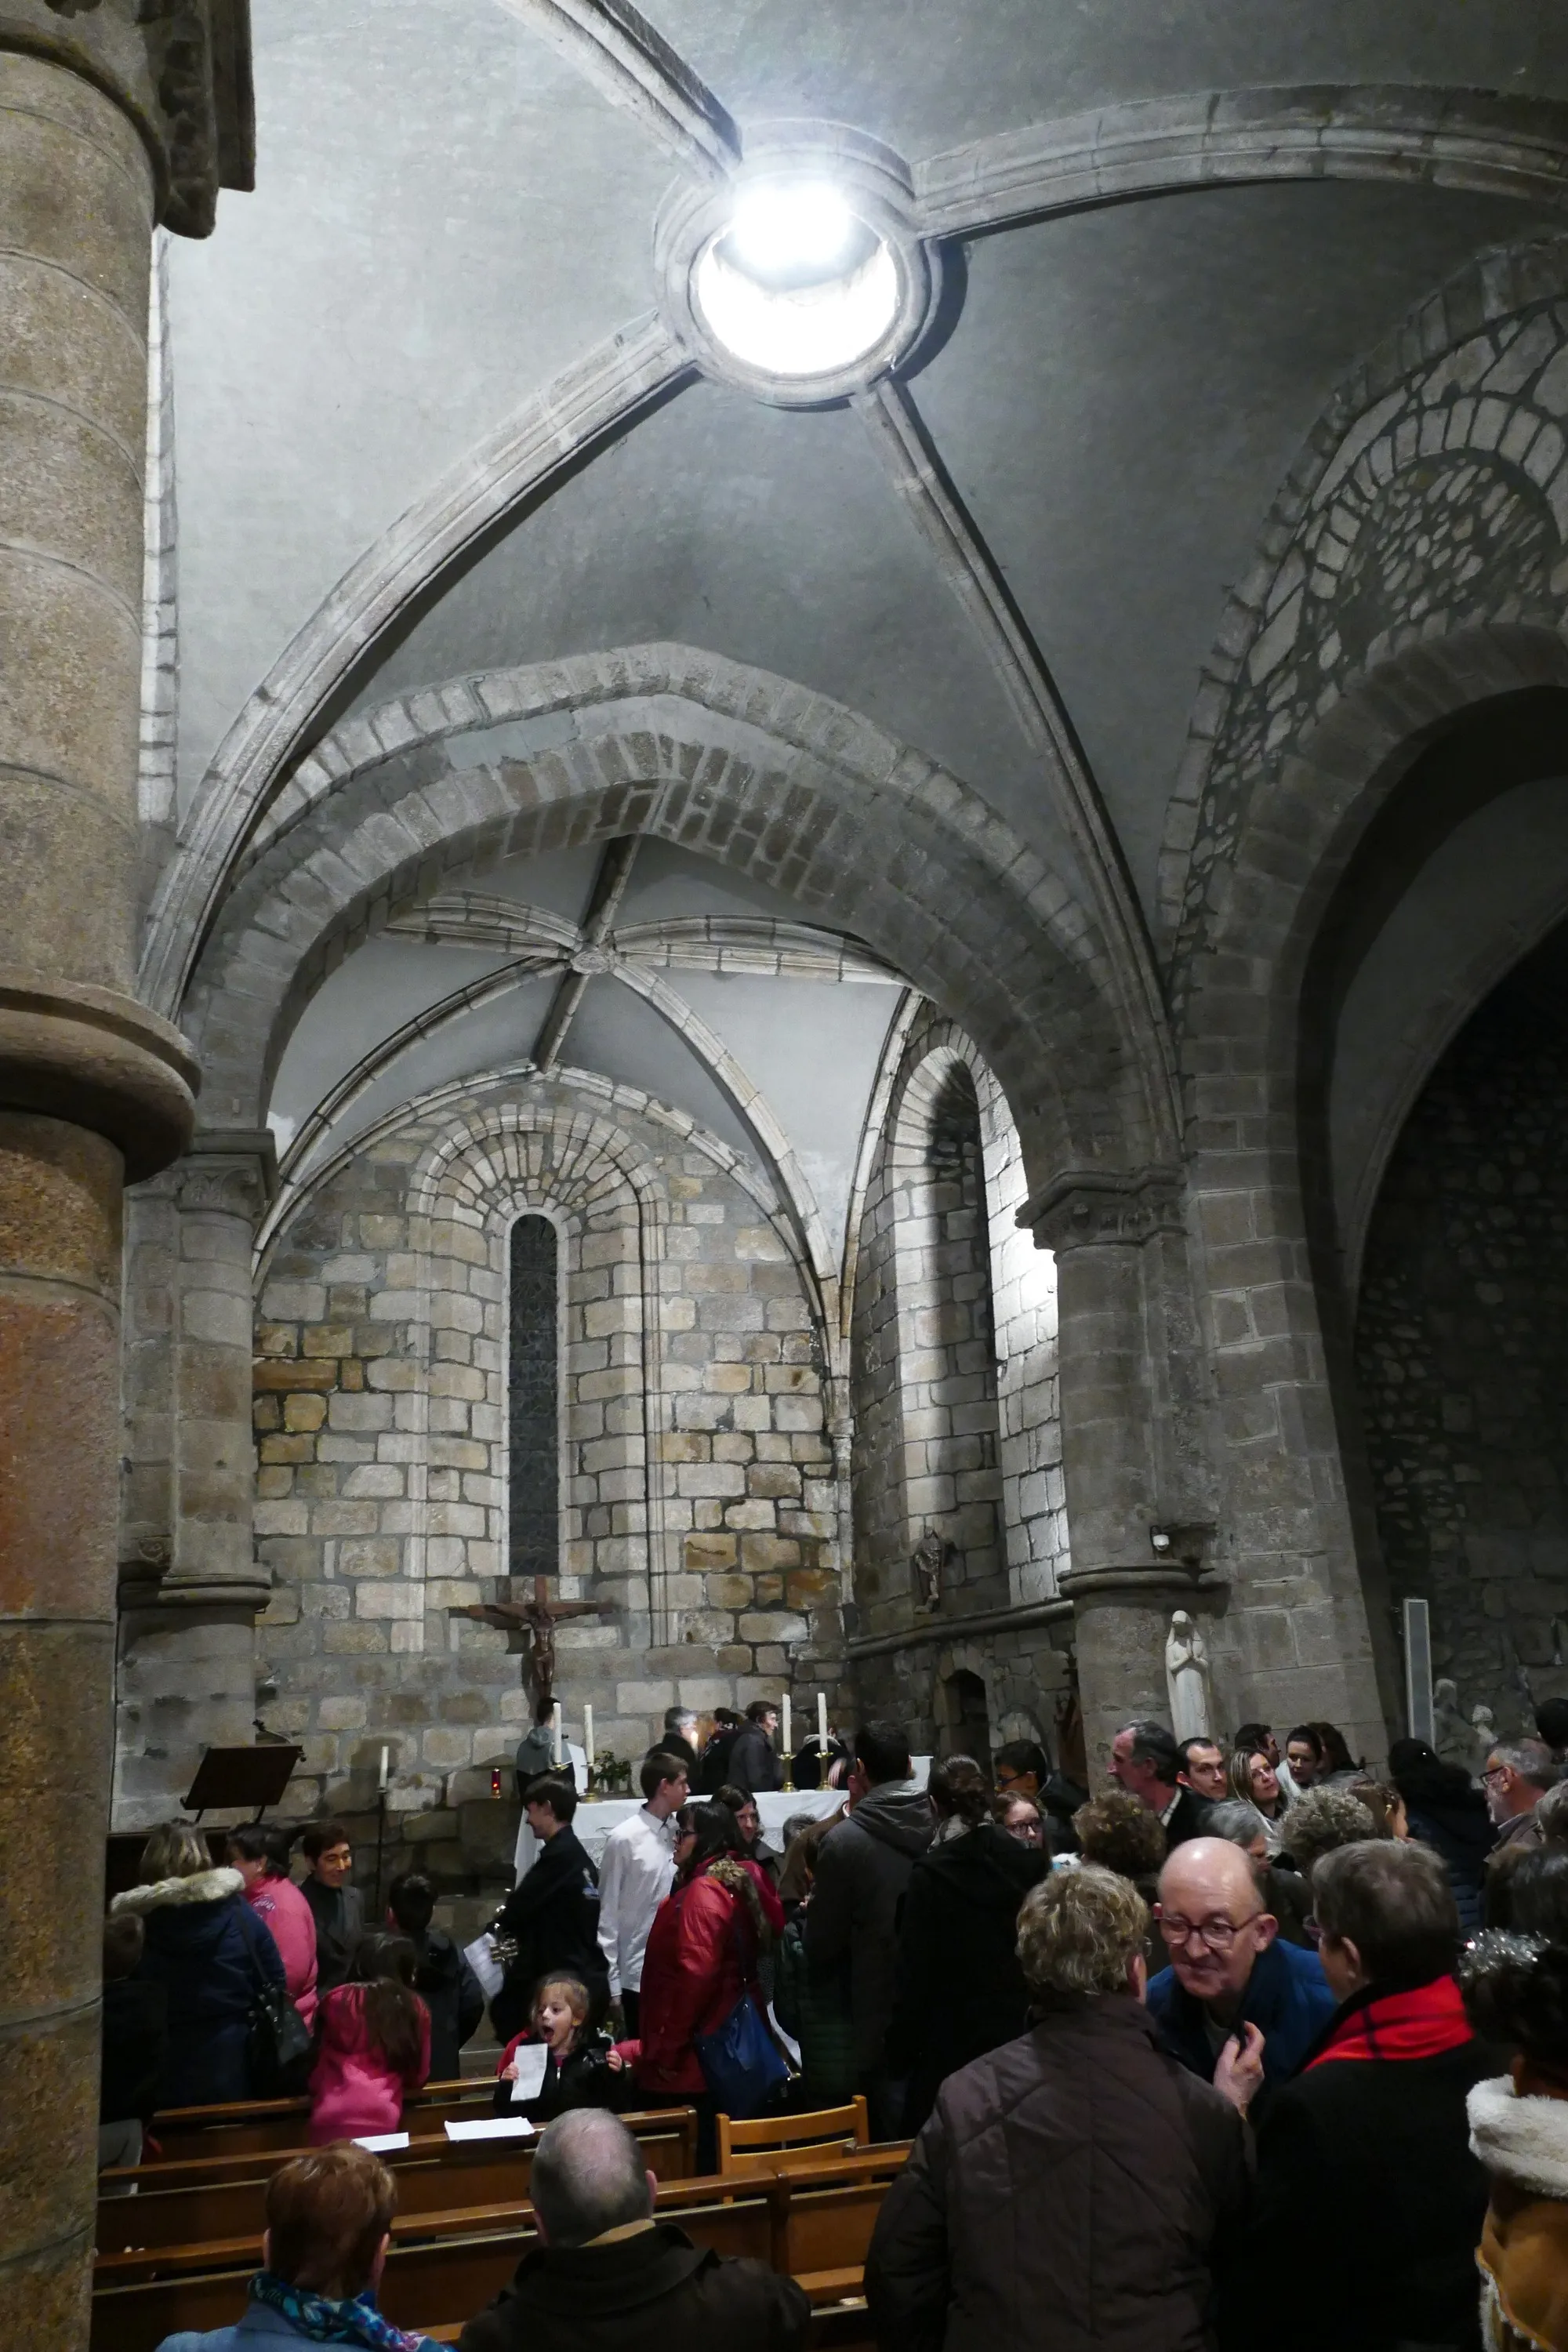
[248, 2270, 426, 2350]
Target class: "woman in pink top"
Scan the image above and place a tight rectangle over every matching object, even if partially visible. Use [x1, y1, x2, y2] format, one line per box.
[229, 1824, 319, 2026]
[309, 1933, 430, 2145]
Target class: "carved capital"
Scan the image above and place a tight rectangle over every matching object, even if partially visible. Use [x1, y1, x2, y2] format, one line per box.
[0, 0, 252, 236]
[0, 971, 198, 1178]
[176, 1127, 275, 1221]
[1023, 1166, 1186, 1253]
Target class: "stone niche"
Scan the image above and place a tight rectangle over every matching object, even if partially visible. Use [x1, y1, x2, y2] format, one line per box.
[249, 1074, 844, 1882]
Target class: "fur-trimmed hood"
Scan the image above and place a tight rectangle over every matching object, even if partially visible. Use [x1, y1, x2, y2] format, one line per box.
[110, 1865, 245, 1918]
[1469, 2074, 1568, 2198]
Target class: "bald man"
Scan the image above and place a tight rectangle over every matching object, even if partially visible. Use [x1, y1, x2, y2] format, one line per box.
[1146, 1837, 1335, 2100]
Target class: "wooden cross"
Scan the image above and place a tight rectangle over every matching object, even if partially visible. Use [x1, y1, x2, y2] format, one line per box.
[452, 1576, 610, 1724]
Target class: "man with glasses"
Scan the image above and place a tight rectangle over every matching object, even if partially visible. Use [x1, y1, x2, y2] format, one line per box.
[1483, 1738, 1556, 1852]
[1146, 1836, 1334, 2100]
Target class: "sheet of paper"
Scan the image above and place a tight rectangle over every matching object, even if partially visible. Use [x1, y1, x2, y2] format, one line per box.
[461, 1932, 504, 2001]
[445, 2116, 536, 2143]
[353, 2132, 409, 2152]
[509, 2044, 550, 2103]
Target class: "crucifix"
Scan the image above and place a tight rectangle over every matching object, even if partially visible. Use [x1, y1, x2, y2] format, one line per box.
[452, 1577, 611, 1724]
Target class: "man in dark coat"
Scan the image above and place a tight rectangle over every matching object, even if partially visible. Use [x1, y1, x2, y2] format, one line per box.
[885, 1808, 1050, 2134]
[727, 1700, 783, 1796]
[387, 1868, 486, 2079]
[458, 2107, 810, 2352]
[1221, 1839, 1493, 2352]
[1110, 1719, 1213, 1849]
[644, 1708, 700, 1780]
[492, 1773, 607, 2040]
[867, 1864, 1250, 2352]
[805, 1722, 933, 2136]
[1147, 1837, 1335, 2096]
[298, 1819, 366, 1994]
[695, 1708, 742, 1795]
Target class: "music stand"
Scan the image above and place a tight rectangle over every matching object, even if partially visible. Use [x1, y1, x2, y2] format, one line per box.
[183, 1744, 302, 1823]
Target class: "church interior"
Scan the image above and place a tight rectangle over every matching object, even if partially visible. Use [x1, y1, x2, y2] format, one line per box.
[9, 0, 1568, 2330]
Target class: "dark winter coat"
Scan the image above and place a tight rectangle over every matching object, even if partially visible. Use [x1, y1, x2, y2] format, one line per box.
[299, 1875, 365, 1996]
[492, 2026, 622, 2118]
[1394, 1762, 1496, 1934]
[111, 1866, 286, 2109]
[406, 1925, 486, 2081]
[728, 1723, 783, 1795]
[1161, 1787, 1217, 1850]
[805, 1782, 934, 2071]
[456, 2220, 811, 2352]
[1222, 1974, 1493, 2352]
[885, 1823, 1051, 2134]
[773, 1917, 857, 2108]
[1147, 1933, 1337, 2094]
[100, 1975, 169, 2126]
[695, 1726, 742, 1795]
[492, 1824, 605, 2042]
[866, 1998, 1250, 2352]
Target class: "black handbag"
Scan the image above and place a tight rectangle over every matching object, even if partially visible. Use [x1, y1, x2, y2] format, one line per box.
[237, 1903, 312, 2094]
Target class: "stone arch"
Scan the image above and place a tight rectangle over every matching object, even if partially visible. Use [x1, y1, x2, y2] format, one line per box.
[176, 648, 1151, 1197]
[406, 1089, 677, 1647]
[1182, 620, 1568, 1751]
[1160, 236, 1568, 979]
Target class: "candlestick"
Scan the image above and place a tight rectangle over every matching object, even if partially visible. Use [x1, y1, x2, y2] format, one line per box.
[378, 1744, 389, 1794]
[782, 1693, 793, 1791]
[583, 1704, 594, 1794]
[817, 1690, 829, 1755]
[552, 1700, 563, 1769]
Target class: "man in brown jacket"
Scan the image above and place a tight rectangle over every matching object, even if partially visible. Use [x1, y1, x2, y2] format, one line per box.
[457, 2109, 810, 2352]
[866, 1864, 1250, 2352]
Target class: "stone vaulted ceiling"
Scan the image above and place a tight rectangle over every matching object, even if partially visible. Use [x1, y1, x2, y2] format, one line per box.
[149, 0, 1568, 1284]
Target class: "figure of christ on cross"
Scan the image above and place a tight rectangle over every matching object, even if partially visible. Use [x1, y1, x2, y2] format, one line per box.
[452, 1577, 610, 1724]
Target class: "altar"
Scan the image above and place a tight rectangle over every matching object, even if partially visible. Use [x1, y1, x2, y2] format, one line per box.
[511, 1764, 931, 1881]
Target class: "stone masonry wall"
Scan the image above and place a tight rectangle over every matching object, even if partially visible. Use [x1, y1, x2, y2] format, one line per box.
[249, 1073, 840, 1877]
[1356, 942, 1568, 1738]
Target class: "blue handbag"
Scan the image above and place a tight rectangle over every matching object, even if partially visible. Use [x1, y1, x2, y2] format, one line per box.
[693, 1911, 790, 2118]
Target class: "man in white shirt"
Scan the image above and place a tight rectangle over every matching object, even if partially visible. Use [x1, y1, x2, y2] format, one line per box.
[597, 1748, 689, 2034]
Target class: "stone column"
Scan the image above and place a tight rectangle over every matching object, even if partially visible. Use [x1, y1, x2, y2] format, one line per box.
[1031, 1172, 1220, 1782]
[118, 1137, 273, 1826]
[0, 13, 250, 2336]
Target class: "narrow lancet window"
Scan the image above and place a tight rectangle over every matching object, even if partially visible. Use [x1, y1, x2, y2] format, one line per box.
[508, 1213, 559, 1579]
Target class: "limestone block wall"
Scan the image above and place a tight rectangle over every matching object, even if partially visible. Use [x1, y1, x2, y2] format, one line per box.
[1356, 949, 1568, 1738]
[249, 1073, 840, 1862]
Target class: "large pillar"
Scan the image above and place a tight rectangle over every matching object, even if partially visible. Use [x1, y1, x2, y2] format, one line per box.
[1032, 1173, 1221, 1783]
[0, 11, 250, 2336]
[118, 1138, 273, 1824]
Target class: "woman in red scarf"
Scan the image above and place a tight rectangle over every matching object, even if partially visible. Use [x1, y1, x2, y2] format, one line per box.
[1218, 1838, 1492, 2352]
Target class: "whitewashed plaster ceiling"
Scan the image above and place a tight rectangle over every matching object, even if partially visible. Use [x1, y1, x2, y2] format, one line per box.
[163, 0, 1568, 1275]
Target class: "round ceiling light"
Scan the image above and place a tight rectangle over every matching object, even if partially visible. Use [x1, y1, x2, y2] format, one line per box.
[655, 129, 939, 407]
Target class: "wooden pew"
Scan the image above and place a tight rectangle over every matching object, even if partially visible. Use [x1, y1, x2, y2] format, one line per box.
[147, 2078, 492, 2162]
[91, 2147, 905, 2352]
[97, 2109, 698, 2257]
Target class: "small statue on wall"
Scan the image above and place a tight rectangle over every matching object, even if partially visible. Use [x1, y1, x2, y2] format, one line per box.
[1432, 1678, 1475, 1770]
[1164, 1609, 1214, 1744]
[1472, 1702, 1499, 1771]
[911, 1529, 953, 1614]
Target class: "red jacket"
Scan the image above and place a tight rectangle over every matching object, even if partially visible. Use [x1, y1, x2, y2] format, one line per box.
[629, 1867, 766, 2097]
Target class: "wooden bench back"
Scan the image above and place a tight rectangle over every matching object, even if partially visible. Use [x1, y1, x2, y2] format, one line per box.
[718, 2096, 869, 2175]
[147, 2078, 490, 2162]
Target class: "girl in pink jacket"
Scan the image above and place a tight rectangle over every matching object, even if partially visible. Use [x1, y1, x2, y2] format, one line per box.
[309, 1933, 430, 2144]
[230, 1824, 319, 2027]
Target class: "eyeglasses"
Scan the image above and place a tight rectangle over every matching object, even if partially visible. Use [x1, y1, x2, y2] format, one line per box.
[1155, 1909, 1263, 1951]
[1482, 1766, 1510, 1786]
[996, 1769, 1027, 1791]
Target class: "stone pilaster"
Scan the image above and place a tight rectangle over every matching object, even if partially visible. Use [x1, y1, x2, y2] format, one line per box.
[118, 1136, 273, 1828]
[0, 14, 251, 2336]
[1029, 1170, 1221, 1783]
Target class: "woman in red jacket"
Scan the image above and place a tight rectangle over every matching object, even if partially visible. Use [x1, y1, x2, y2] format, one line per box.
[616, 1803, 774, 2169]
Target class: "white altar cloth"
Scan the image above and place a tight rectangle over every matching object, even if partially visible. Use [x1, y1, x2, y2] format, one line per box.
[511, 1763, 930, 1882]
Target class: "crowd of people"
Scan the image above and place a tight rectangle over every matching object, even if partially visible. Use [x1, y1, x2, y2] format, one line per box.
[123, 1690, 1568, 2351]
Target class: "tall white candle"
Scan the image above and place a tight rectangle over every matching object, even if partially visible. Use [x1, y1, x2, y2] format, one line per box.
[552, 1700, 563, 1768]
[817, 1690, 829, 1753]
[782, 1693, 791, 1759]
[583, 1704, 593, 1784]
[378, 1744, 390, 1794]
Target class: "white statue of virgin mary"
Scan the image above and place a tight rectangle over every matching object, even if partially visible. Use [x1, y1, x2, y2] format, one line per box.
[1165, 1610, 1214, 1745]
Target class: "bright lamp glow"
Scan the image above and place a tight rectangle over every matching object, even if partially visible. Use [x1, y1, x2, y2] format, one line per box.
[694, 237, 900, 379]
[728, 181, 856, 281]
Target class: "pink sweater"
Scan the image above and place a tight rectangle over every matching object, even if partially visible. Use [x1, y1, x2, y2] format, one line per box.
[245, 1874, 319, 2026]
[309, 1983, 430, 2145]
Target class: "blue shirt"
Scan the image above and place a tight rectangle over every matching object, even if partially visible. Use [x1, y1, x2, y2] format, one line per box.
[1146, 1934, 1337, 2088]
